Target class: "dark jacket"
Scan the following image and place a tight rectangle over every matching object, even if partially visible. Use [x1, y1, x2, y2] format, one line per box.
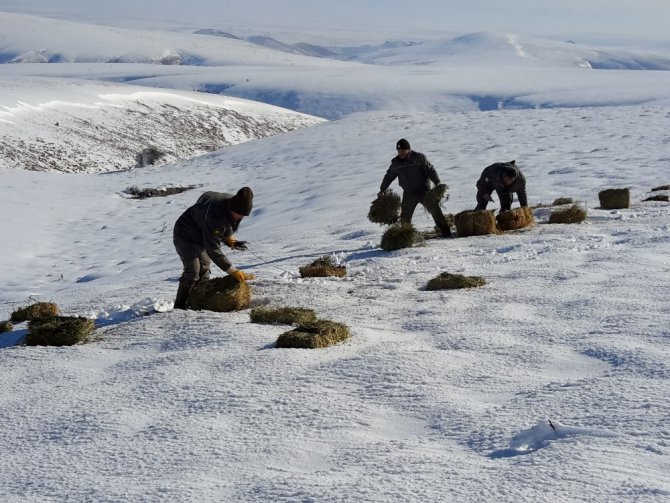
[476, 161, 528, 206]
[380, 150, 440, 195]
[173, 191, 239, 272]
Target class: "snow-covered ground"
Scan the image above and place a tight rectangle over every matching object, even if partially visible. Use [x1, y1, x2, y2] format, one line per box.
[1, 7, 670, 503]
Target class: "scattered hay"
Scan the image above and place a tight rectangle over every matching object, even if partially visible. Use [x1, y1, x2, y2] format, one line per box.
[454, 210, 499, 237]
[426, 272, 486, 290]
[496, 207, 535, 231]
[187, 276, 251, 312]
[26, 316, 94, 346]
[10, 302, 59, 322]
[651, 184, 670, 191]
[552, 197, 574, 206]
[0, 320, 13, 333]
[642, 194, 669, 202]
[423, 183, 449, 210]
[124, 185, 196, 199]
[598, 188, 630, 209]
[380, 223, 418, 251]
[368, 190, 401, 225]
[276, 320, 350, 349]
[548, 204, 588, 224]
[299, 256, 346, 278]
[444, 213, 455, 229]
[250, 306, 317, 325]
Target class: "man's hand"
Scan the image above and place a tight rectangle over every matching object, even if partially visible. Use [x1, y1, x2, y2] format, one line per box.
[377, 190, 386, 198]
[227, 267, 246, 282]
[232, 240, 248, 251]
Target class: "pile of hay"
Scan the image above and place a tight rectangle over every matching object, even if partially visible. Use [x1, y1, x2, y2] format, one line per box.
[124, 185, 195, 199]
[299, 256, 346, 278]
[188, 276, 251, 312]
[598, 188, 630, 209]
[368, 190, 401, 225]
[423, 183, 449, 210]
[552, 197, 573, 206]
[496, 207, 535, 231]
[0, 321, 13, 333]
[380, 223, 418, 251]
[250, 306, 317, 325]
[26, 316, 94, 346]
[426, 272, 486, 290]
[11, 302, 59, 322]
[548, 204, 588, 224]
[276, 320, 350, 349]
[651, 184, 670, 191]
[454, 210, 499, 237]
[642, 194, 669, 202]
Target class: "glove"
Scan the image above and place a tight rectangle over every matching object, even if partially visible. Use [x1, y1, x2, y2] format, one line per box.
[377, 190, 386, 198]
[225, 236, 248, 250]
[227, 267, 246, 282]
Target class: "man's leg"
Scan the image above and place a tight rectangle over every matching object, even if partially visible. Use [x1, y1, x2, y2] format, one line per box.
[198, 250, 211, 282]
[400, 192, 422, 223]
[475, 190, 490, 210]
[421, 195, 452, 237]
[173, 237, 203, 310]
[497, 190, 513, 212]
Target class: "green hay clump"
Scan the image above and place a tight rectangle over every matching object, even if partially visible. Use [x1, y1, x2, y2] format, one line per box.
[426, 272, 486, 290]
[188, 276, 251, 312]
[598, 188, 630, 209]
[26, 316, 94, 346]
[496, 207, 535, 231]
[276, 320, 350, 349]
[299, 256, 346, 278]
[250, 306, 317, 325]
[548, 204, 588, 224]
[11, 302, 59, 322]
[0, 320, 13, 333]
[380, 223, 418, 251]
[552, 197, 574, 206]
[368, 190, 401, 225]
[124, 185, 196, 199]
[651, 184, 670, 192]
[423, 183, 449, 210]
[642, 194, 669, 202]
[454, 210, 499, 237]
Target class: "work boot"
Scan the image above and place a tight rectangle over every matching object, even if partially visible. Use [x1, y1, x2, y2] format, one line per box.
[174, 281, 194, 310]
[436, 224, 452, 238]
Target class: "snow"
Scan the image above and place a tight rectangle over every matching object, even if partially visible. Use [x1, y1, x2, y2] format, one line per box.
[1, 9, 670, 503]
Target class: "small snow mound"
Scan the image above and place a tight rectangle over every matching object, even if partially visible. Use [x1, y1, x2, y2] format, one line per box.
[93, 298, 171, 325]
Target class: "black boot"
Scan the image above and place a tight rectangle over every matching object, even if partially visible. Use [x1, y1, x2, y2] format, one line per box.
[174, 281, 194, 310]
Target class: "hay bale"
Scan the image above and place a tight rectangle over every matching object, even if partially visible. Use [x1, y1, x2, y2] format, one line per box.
[454, 210, 499, 237]
[552, 197, 573, 206]
[10, 302, 59, 322]
[368, 190, 401, 225]
[423, 183, 449, 210]
[426, 272, 486, 290]
[276, 320, 350, 349]
[496, 207, 535, 231]
[0, 320, 13, 333]
[187, 276, 251, 312]
[548, 204, 587, 224]
[250, 307, 317, 325]
[598, 188, 630, 209]
[25, 316, 94, 346]
[651, 184, 670, 191]
[380, 223, 418, 251]
[299, 256, 346, 278]
[642, 194, 669, 202]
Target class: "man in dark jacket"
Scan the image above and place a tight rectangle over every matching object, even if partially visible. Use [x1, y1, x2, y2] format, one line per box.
[172, 187, 253, 310]
[475, 160, 528, 212]
[378, 138, 451, 237]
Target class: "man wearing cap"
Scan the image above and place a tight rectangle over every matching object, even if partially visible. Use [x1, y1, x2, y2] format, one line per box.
[378, 139, 452, 237]
[475, 160, 527, 212]
[172, 187, 253, 310]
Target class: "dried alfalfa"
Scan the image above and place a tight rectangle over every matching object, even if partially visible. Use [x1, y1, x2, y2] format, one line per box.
[299, 256, 346, 278]
[423, 183, 449, 210]
[276, 320, 350, 349]
[598, 188, 630, 209]
[368, 190, 401, 225]
[552, 197, 573, 206]
[651, 184, 670, 191]
[0, 320, 13, 333]
[496, 207, 535, 231]
[25, 316, 94, 346]
[426, 272, 486, 290]
[548, 204, 588, 224]
[642, 194, 669, 202]
[187, 276, 251, 312]
[250, 306, 317, 325]
[10, 302, 59, 323]
[454, 210, 499, 237]
[380, 223, 418, 251]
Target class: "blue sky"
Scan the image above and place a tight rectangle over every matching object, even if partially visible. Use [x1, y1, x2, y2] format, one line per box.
[3, 0, 670, 43]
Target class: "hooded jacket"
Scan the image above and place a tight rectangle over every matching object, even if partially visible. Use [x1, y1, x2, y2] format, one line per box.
[380, 150, 441, 195]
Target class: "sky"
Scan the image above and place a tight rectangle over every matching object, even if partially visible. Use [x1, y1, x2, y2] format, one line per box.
[2, 0, 670, 43]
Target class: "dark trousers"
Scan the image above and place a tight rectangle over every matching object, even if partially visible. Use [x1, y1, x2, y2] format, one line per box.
[401, 192, 451, 235]
[173, 235, 212, 309]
